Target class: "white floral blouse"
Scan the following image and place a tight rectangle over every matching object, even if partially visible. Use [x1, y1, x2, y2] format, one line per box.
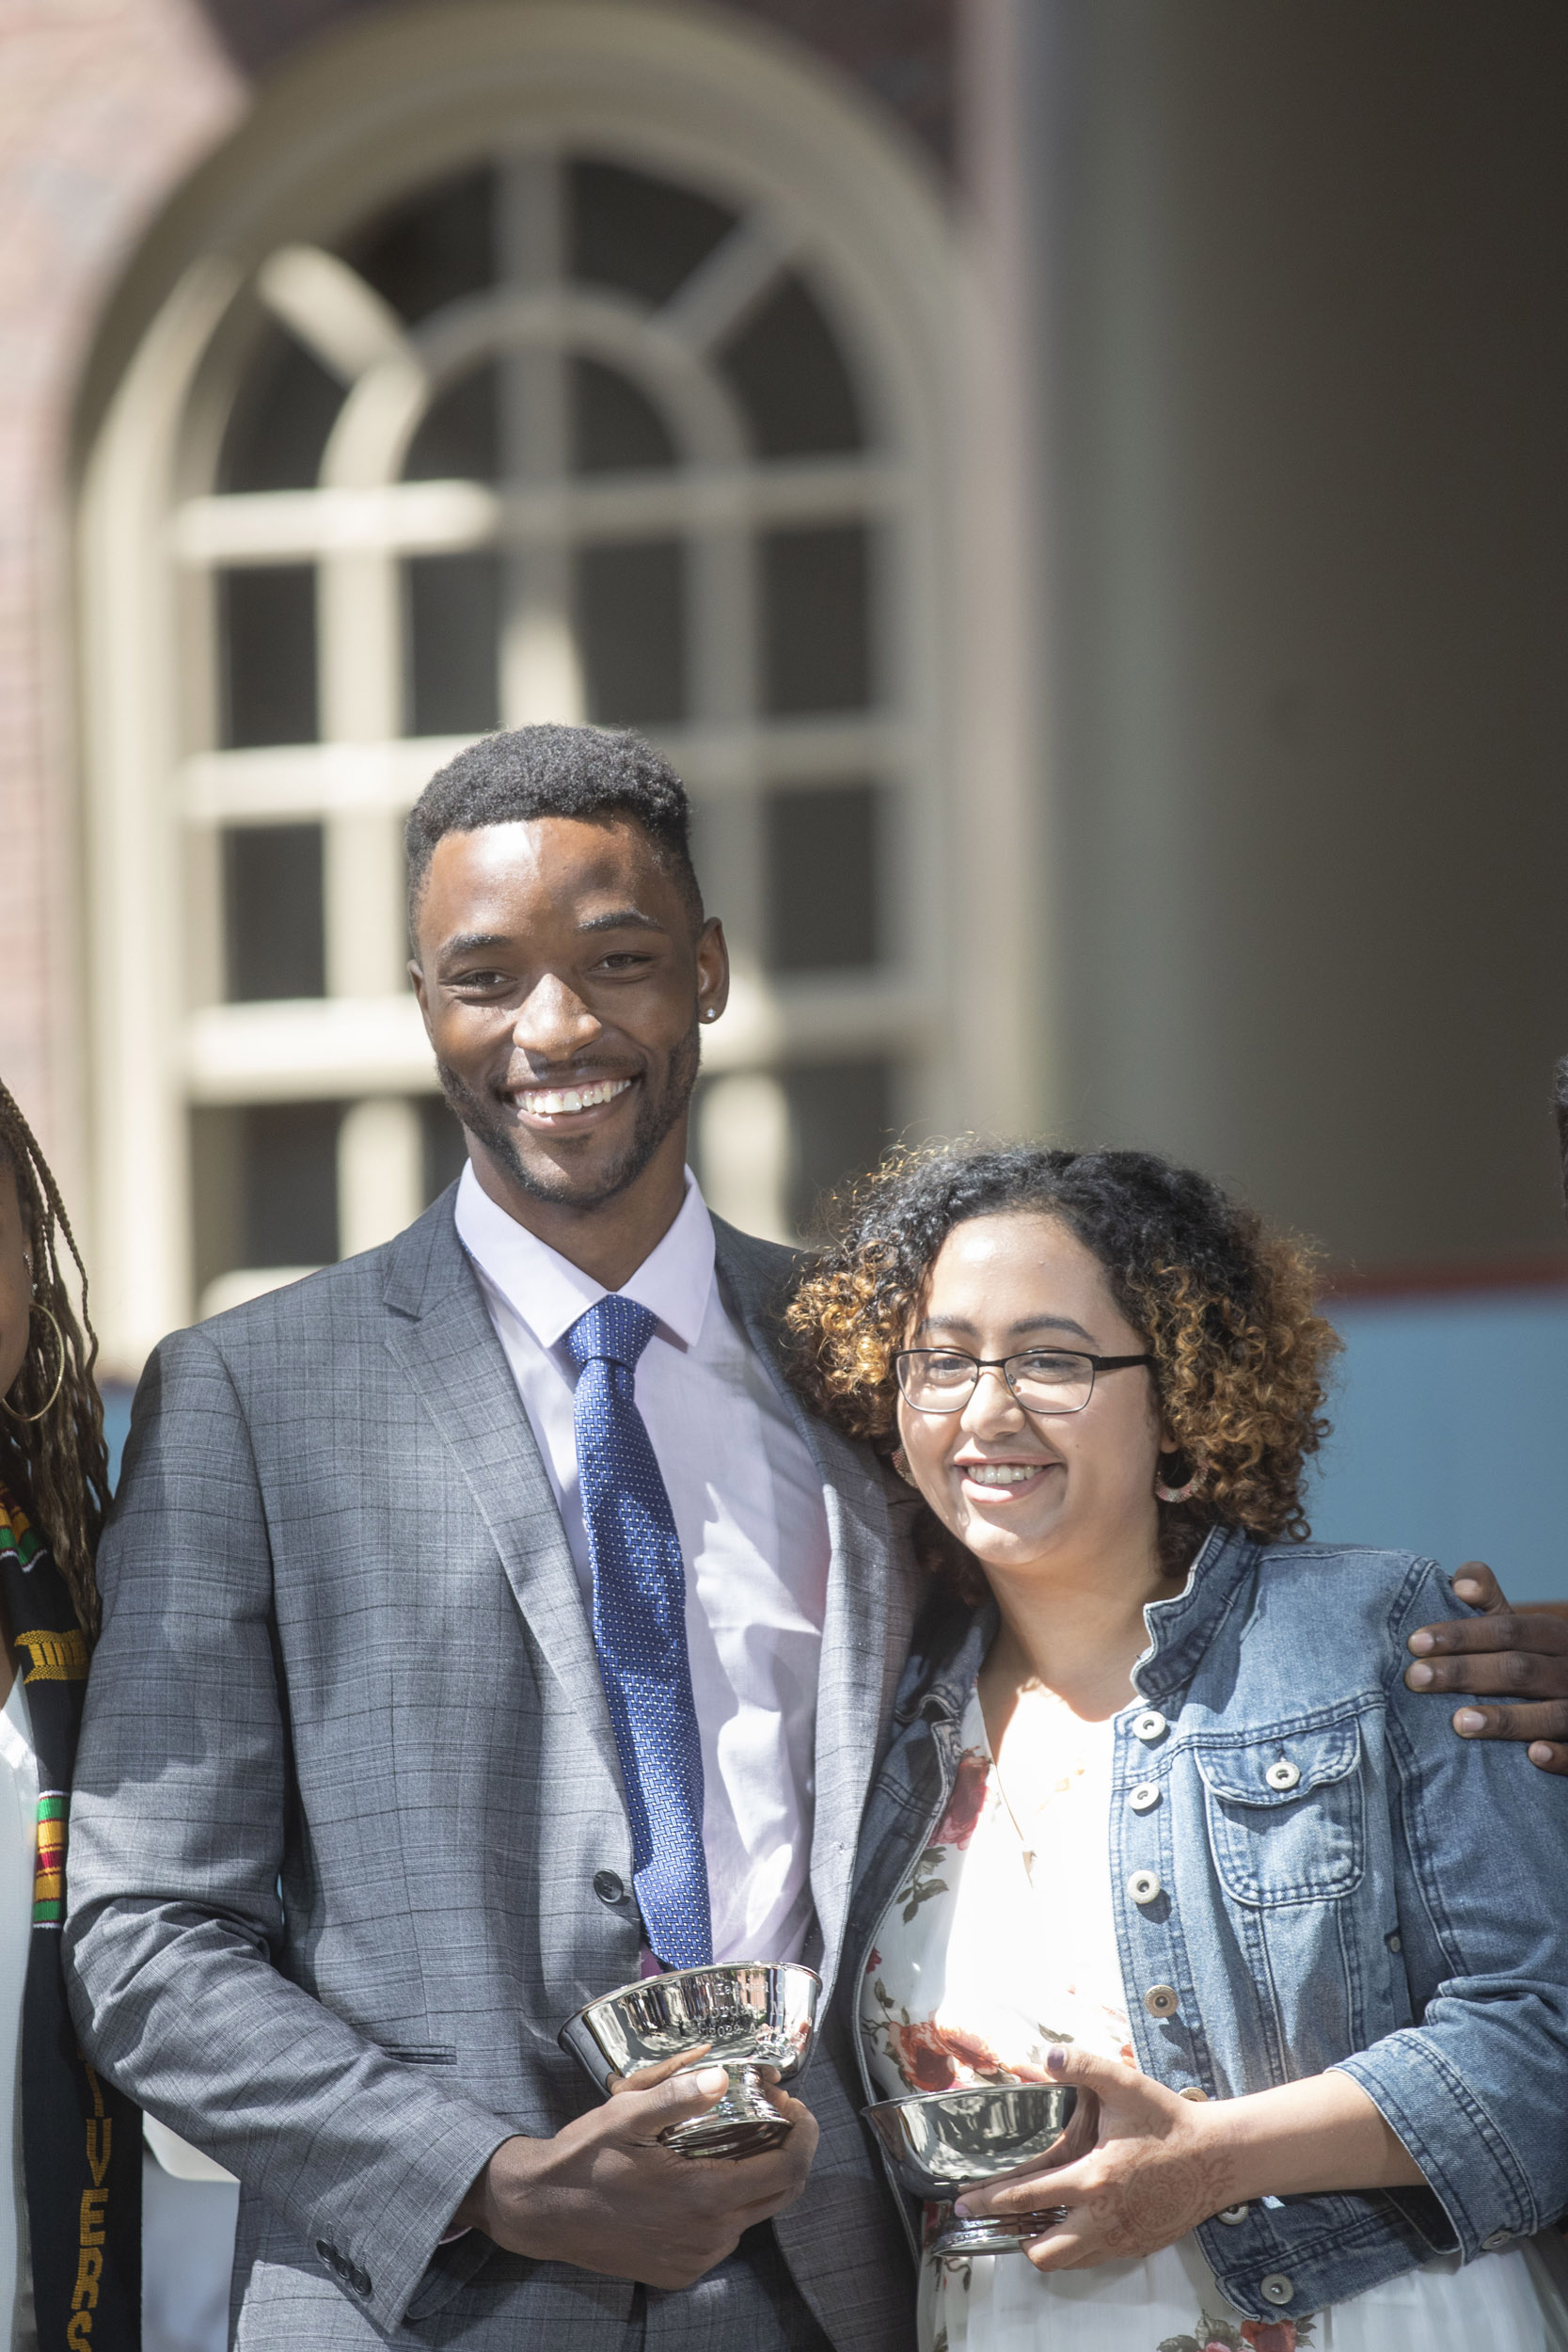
[860, 1689, 1566, 2352]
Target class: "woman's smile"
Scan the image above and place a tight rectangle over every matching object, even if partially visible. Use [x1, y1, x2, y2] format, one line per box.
[956, 1455, 1063, 1502]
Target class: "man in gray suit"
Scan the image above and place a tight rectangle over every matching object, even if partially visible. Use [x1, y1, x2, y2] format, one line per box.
[66, 726, 919, 2346]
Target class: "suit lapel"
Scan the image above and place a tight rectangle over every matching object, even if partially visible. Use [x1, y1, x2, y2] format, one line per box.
[381, 1197, 623, 1795]
[381, 1196, 918, 1986]
[712, 1220, 919, 2003]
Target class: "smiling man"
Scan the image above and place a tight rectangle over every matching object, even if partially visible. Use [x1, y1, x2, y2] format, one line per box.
[65, 728, 919, 2351]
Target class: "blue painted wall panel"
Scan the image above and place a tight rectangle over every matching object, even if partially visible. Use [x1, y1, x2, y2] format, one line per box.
[1307, 1291, 1568, 1604]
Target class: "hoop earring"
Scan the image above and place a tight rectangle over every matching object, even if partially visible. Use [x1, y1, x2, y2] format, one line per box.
[1154, 1453, 1201, 1505]
[2, 1302, 66, 1423]
[891, 1447, 918, 1488]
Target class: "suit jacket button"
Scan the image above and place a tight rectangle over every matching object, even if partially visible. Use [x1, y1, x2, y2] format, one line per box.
[351, 2265, 372, 2295]
[594, 1869, 626, 1905]
[1260, 2273, 1294, 2305]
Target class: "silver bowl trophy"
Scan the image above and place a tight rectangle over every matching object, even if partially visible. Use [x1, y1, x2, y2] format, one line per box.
[561, 1962, 821, 2159]
[864, 2082, 1078, 2259]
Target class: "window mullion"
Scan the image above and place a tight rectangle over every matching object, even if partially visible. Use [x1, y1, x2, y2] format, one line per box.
[317, 551, 406, 1000]
[314, 338, 422, 1260]
[677, 212, 790, 1238]
[498, 149, 582, 726]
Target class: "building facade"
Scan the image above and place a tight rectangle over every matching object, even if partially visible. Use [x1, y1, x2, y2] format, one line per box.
[6, 0, 1568, 1381]
[8, 0, 1046, 1368]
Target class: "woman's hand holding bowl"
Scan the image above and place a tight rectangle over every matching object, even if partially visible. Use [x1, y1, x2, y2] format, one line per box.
[954, 2047, 1234, 2271]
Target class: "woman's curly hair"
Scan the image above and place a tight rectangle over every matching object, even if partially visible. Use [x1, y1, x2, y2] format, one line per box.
[784, 1141, 1341, 1581]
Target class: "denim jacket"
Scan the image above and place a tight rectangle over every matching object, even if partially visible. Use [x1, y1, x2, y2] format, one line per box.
[841, 1525, 1568, 2328]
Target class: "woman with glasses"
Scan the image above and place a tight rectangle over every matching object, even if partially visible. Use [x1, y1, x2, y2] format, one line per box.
[785, 1143, 1568, 2352]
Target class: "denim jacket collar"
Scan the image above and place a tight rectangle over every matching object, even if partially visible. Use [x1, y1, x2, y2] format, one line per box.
[891, 1595, 996, 1727]
[1132, 1520, 1261, 1706]
[898, 1522, 1261, 1728]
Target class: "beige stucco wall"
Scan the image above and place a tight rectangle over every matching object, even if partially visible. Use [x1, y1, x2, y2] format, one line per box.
[1032, 0, 1568, 1272]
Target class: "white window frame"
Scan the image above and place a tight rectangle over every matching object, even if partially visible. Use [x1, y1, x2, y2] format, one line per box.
[76, 0, 981, 1368]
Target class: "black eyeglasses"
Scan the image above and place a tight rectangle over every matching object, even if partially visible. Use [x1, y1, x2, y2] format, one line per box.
[895, 1347, 1155, 1416]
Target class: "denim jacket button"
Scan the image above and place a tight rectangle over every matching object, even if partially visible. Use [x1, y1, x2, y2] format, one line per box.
[1481, 2229, 1513, 2251]
[1143, 1983, 1180, 2017]
[1128, 1869, 1163, 1906]
[1132, 1710, 1168, 1743]
[1130, 1782, 1161, 1812]
[1215, 2203, 1248, 2224]
[1265, 1758, 1301, 1790]
[1259, 2274, 1294, 2305]
[1179, 2086, 1209, 2102]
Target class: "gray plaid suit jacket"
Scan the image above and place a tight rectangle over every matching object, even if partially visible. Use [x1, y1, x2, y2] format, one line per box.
[65, 1193, 920, 2346]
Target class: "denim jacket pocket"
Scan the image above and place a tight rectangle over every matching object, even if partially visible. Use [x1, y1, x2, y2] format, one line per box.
[1196, 1714, 1366, 1905]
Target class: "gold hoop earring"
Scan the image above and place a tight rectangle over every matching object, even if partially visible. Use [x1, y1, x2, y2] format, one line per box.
[2, 1302, 66, 1423]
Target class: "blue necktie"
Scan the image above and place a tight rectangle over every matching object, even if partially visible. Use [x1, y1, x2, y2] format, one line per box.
[565, 1295, 713, 1971]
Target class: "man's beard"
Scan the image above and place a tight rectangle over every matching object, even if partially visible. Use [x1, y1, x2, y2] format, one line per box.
[437, 1024, 701, 1212]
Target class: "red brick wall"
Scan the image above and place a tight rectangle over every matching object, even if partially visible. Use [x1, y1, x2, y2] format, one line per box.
[0, 1, 239, 1188]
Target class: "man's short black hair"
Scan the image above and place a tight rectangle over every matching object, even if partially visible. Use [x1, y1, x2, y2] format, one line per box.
[405, 724, 703, 939]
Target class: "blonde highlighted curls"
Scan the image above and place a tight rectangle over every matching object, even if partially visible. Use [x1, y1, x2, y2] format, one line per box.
[0, 1080, 109, 1639]
[784, 1140, 1341, 1575]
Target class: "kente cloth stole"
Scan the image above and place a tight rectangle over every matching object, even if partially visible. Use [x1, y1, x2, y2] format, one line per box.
[0, 1489, 140, 2352]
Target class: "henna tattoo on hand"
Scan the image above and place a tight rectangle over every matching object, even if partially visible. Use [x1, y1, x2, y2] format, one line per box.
[1090, 2146, 1235, 2256]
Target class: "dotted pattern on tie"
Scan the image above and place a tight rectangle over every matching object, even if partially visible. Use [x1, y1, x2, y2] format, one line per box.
[565, 1295, 713, 1971]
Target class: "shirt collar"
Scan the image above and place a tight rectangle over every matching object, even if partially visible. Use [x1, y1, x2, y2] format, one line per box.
[454, 1159, 716, 1352]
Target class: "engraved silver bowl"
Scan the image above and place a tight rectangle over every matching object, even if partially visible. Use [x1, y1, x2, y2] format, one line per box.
[864, 2082, 1078, 2258]
[560, 1962, 821, 2159]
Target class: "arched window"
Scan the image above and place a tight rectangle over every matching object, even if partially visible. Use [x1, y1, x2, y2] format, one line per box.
[78, 5, 962, 1358]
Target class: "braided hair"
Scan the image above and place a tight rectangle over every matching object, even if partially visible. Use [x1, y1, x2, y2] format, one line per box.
[0, 1081, 108, 1639]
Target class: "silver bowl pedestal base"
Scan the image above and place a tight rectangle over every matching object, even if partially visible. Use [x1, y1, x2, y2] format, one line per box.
[930, 2205, 1069, 2261]
[660, 2063, 793, 2160]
